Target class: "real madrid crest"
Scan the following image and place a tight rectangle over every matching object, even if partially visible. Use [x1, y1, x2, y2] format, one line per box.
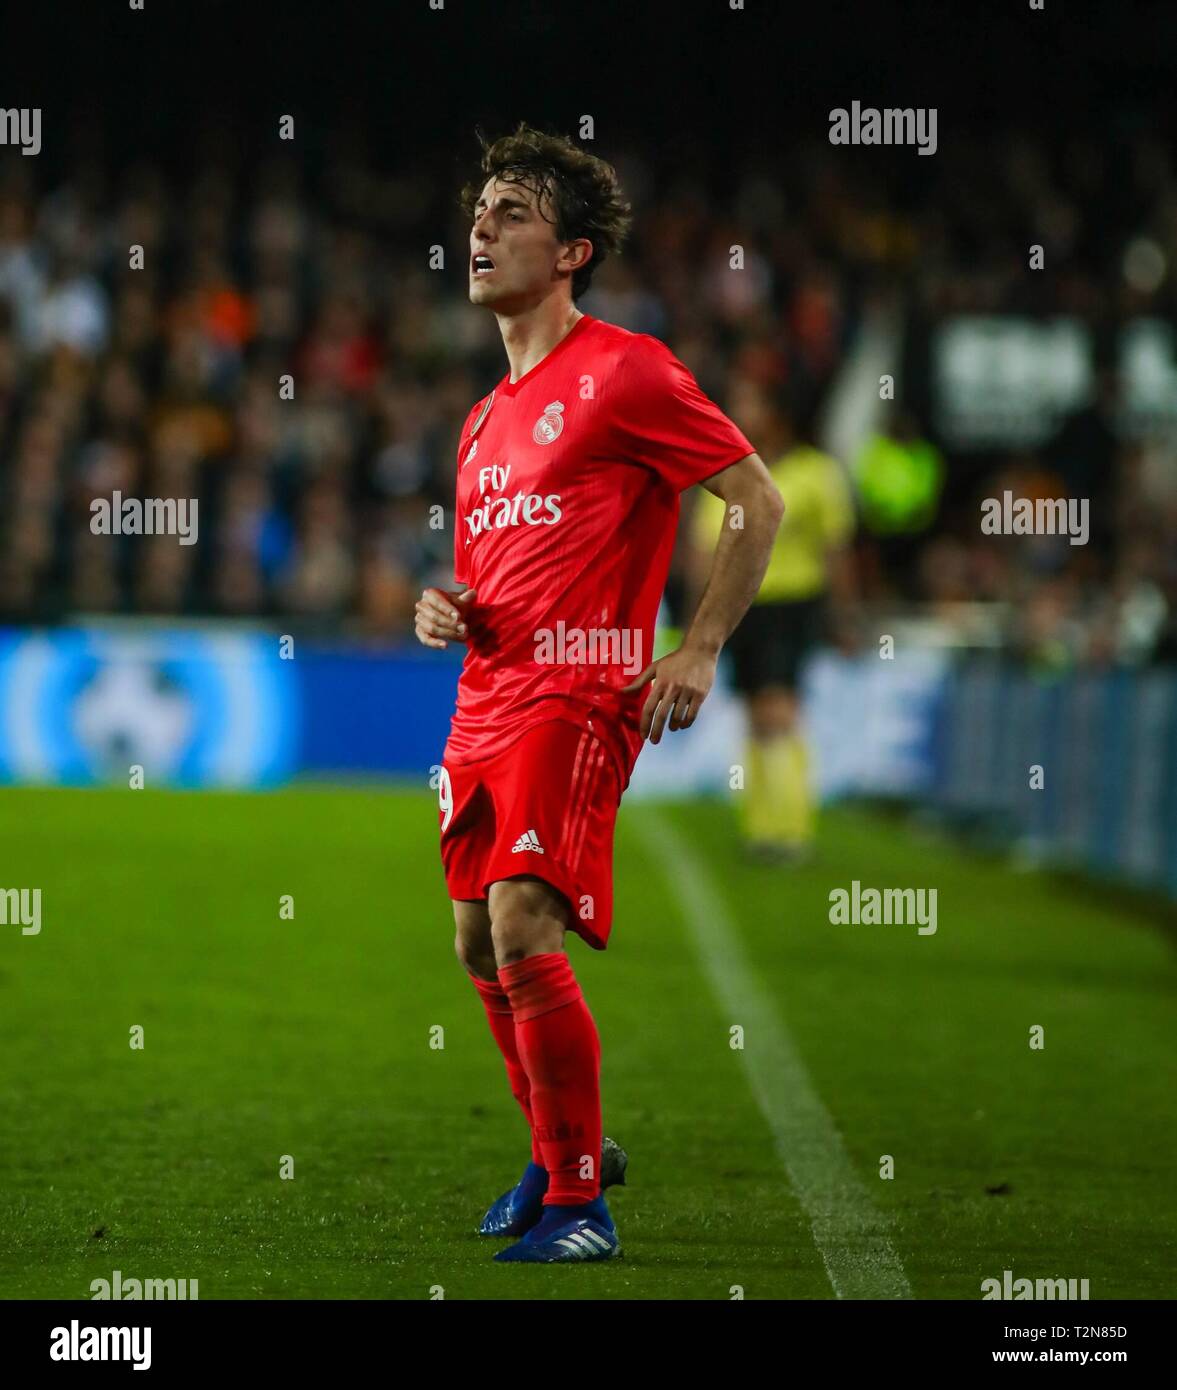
[532, 400, 565, 446]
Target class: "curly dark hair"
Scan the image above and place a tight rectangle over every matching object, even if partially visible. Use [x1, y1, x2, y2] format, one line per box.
[459, 122, 633, 301]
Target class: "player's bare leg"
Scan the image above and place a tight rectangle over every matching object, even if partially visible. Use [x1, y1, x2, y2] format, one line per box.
[750, 684, 799, 739]
[486, 873, 569, 963]
[742, 683, 814, 862]
[452, 897, 496, 982]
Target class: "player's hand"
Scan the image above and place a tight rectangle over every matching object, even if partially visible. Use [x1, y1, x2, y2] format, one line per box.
[620, 641, 718, 744]
[415, 587, 476, 649]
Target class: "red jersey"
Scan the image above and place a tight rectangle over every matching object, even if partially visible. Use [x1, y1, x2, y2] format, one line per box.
[442, 313, 754, 790]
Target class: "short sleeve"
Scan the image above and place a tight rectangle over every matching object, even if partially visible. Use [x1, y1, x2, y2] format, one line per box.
[609, 336, 754, 492]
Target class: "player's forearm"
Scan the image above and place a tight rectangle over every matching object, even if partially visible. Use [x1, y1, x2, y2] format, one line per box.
[682, 490, 783, 657]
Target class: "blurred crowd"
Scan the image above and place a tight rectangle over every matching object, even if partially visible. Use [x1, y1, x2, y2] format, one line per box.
[0, 130, 1174, 664]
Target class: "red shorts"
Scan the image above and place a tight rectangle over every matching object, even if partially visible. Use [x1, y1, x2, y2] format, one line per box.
[439, 718, 626, 950]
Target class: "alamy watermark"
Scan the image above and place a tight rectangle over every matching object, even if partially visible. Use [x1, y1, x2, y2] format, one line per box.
[90, 1270, 198, 1300]
[828, 880, 937, 935]
[981, 491, 1089, 545]
[533, 621, 643, 676]
[1, 887, 40, 935]
[829, 102, 937, 156]
[50, 1321, 150, 1370]
[0, 108, 41, 156]
[982, 1269, 1090, 1300]
[90, 492, 199, 546]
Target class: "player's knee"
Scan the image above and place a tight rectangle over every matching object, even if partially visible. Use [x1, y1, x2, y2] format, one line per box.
[452, 902, 496, 980]
[488, 878, 567, 965]
[750, 685, 798, 737]
[454, 930, 497, 981]
[490, 917, 563, 965]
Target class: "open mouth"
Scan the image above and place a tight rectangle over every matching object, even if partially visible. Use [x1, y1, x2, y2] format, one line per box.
[472, 254, 496, 275]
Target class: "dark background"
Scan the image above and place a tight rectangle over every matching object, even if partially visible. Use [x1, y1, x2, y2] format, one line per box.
[1, 0, 1174, 660]
[5, 2, 1174, 179]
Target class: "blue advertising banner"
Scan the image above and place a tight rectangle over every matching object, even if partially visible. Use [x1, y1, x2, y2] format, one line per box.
[1, 627, 1172, 899]
[0, 627, 299, 788]
[933, 660, 1177, 898]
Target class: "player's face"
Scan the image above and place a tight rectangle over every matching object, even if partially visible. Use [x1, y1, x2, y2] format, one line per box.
[469, 177, 565, 310]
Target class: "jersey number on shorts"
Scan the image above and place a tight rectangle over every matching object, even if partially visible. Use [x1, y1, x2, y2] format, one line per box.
[438, 766, 453, 832]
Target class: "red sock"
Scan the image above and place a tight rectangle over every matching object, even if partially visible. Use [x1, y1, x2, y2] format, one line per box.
[470, 975, 544, 1166]
[497, 953, 601, 1205]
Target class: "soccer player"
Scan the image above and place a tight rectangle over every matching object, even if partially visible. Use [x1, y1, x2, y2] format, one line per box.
[689, 383, 856, 862]
[414, 123, 784, 1263]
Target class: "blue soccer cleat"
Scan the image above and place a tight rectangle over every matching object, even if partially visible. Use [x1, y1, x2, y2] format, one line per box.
[479, 1160, 549, 1237]
[479, 1136, 628, 1238]
[493, 1194, 621, 1263]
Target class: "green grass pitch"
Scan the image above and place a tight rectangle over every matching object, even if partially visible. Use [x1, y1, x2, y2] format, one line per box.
[0, 785, 1173, 1299]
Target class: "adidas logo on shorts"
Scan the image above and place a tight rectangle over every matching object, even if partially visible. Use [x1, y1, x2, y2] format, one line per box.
[511, 828, 545, 855]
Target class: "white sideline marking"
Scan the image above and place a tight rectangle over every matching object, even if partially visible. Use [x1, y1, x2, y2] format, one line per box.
[638, 807, 913, 1300]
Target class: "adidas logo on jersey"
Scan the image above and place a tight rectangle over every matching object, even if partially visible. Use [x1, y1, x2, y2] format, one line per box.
[511, 829, 545, 855]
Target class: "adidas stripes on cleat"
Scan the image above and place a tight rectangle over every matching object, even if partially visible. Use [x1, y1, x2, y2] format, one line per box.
[478, 1136, 628, 1238]
[493, 1195, 621, 1263]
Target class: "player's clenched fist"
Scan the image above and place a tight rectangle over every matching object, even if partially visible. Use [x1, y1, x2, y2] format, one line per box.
[415, 587, 477, 649]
